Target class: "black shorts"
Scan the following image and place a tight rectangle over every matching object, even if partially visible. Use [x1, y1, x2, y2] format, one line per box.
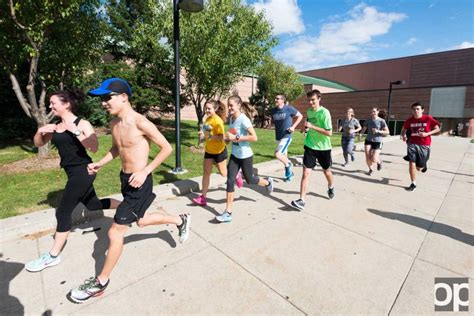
[204, 147, 228, 163]
[407, 143, 431, 168]
[114, 171, 156, 225]
[364, 140, 383, 150]
[303, 146, 332, 170]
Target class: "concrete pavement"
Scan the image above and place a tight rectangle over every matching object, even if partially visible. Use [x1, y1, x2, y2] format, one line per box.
[1, 136, 473, 315]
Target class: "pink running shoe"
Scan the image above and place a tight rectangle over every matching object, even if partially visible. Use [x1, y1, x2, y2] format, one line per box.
[236, 171, 244, 189]
[192, 195, 207, 206]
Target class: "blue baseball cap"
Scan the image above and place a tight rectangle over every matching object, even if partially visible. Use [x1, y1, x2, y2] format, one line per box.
[88, 78, 132, 97]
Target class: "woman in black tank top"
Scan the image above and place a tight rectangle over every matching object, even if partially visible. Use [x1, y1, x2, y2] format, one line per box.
[26, 88, 120, 272]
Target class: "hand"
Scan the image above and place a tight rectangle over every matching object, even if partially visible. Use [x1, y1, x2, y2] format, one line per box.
[226, 131, 237, 142]
[87, 162, 102, 175]
[304, 121, 314, 130]
[287, 126, 295, 133]
[129, 170, 148, 188]
[418, 132, 429, 137]
[400, 135, 407, 142]
[348, 128, 355, 134]
[38, 124, 56, 135]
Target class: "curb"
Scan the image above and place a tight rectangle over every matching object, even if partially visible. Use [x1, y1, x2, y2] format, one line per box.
[0, 136, 399, 242]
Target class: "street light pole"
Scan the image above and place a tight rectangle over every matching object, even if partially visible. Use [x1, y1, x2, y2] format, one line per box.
[387, 80, 405, 135]
[171, 0, 203, 174]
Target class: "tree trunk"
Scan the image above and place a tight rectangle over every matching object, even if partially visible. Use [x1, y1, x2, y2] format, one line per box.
[9, 72, 52, 158]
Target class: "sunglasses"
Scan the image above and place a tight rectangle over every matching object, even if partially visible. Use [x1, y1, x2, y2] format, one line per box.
[100, 92, 121, 102]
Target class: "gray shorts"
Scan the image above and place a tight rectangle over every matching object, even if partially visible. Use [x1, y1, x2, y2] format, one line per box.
[407, 143, 431, 168]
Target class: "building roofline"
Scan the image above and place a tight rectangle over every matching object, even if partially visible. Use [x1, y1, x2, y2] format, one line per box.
[299, 48, 474, 72]
[298, 74, 355, 91]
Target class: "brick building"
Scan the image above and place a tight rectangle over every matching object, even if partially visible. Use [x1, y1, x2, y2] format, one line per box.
[293, 48, 474, 137]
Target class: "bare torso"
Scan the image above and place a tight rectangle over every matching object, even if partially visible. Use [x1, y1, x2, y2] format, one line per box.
[111, 112, 150, 173]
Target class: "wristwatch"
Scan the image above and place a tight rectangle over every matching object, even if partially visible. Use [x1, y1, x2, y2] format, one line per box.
[235, 134, 240, 141]
[73, 130, 81, 137]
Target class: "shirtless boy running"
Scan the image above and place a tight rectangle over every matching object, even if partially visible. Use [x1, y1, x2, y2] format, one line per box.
[69, 78, 191, 303]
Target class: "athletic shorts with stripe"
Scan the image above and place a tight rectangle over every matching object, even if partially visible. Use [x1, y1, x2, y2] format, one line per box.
[275, 136, 292, 154]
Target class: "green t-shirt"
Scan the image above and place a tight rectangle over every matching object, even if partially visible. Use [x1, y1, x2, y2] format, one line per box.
[304, 106, 332, 150]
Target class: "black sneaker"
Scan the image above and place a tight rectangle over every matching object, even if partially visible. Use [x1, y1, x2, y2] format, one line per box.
[290, 199, 305, 211]
[327, 187, 335, 199]
[368, 169, 373, 176]
[421, 166, 428, 173]
[69, 277, 109, 303]
[405, 183, 417, 192]
[377, 160, 383, 171]
[177, 214, 191, 243]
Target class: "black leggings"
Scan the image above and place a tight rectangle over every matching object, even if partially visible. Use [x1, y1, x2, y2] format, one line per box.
[56, 165, 110, 232]
[226, 155, 259, 192]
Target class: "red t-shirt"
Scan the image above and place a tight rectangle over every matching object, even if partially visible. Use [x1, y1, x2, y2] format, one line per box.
[403, 115, 440, 146]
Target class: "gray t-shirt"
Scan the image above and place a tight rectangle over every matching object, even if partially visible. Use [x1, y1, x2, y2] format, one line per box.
[341, 118, 360, 138]
[365, 118, 387, 142]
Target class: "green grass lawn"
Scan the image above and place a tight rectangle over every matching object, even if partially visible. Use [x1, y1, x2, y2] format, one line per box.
[0, 120, 353, 219]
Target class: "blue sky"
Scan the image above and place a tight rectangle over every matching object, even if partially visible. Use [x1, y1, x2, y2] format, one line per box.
[247, 0, 473, 71]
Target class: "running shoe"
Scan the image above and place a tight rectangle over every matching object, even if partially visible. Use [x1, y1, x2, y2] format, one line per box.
[25, 252, 61, 272]
[177, 213, 191, 243]
[368, 169, 373, 176]
[342, 162, 348, 167]
[285, 172, 294, 182]
[69, 277, 109, 304]
[377, 160, 383, 171]
[290, 199, 305, 211]
[192, 195, 207, 206]
[327, 187, 335, 199]
[215, 211, 233, 223]
[405, 183, 417, 192]
[351, 154, 355, 162]
[236, 171, 244, 189]
[421, 166, 428, 173]
[284, 162, 293, 179]
[266, 177, 274, 194]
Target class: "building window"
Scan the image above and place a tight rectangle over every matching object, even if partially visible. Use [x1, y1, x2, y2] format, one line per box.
[430, 87, 466, 118]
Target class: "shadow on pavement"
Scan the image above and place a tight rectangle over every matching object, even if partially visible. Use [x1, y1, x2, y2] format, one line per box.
[367, 208, 474, 246]
[0, 253, 24, 315]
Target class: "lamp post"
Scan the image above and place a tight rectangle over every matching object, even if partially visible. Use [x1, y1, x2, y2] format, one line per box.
[171, 0, 203, 174]
[387, 80, 405, 135]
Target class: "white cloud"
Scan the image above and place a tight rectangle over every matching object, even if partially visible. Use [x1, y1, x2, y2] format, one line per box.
[275, 3, 406, 70]
[452, 41, 474, 49]
[252, 0, 305, 35]
[405, 37, 417, 45]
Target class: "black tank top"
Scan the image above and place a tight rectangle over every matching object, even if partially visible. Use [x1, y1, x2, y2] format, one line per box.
[52, 117, 92, 168]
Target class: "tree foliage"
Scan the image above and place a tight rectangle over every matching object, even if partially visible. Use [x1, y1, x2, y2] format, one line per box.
[0, 0, 106, 156]
[177, 0, 276, 126]
[104, 0, 176, 113]
[250, 56, 304, 128]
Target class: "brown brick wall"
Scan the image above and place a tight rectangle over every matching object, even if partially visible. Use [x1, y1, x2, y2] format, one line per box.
[292, 88, 433, 130]
[299, 48, 474, 91]
[410, 49, 474, 87]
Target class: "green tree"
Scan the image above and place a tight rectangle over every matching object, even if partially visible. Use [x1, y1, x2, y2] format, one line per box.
[0, 0, 105, 157]
[177, 0, 276, 127]
[250, 56, 304, 128]
[104, 0, 176, 114]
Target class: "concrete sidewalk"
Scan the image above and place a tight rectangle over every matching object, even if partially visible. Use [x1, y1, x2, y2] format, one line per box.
[1, 137, 472, 315]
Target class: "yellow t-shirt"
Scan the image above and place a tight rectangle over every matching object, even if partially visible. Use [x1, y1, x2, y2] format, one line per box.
[204, 114, 226, 154]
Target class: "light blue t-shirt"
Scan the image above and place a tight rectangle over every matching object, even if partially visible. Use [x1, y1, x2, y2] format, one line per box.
[229, 113, 253, 159]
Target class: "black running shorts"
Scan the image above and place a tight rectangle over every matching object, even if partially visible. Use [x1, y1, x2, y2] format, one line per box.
[204, 147, 228, 163]
[364, 140, 383, 150]
[303, 146, 332, 170]
[114, 172, 156, 225]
